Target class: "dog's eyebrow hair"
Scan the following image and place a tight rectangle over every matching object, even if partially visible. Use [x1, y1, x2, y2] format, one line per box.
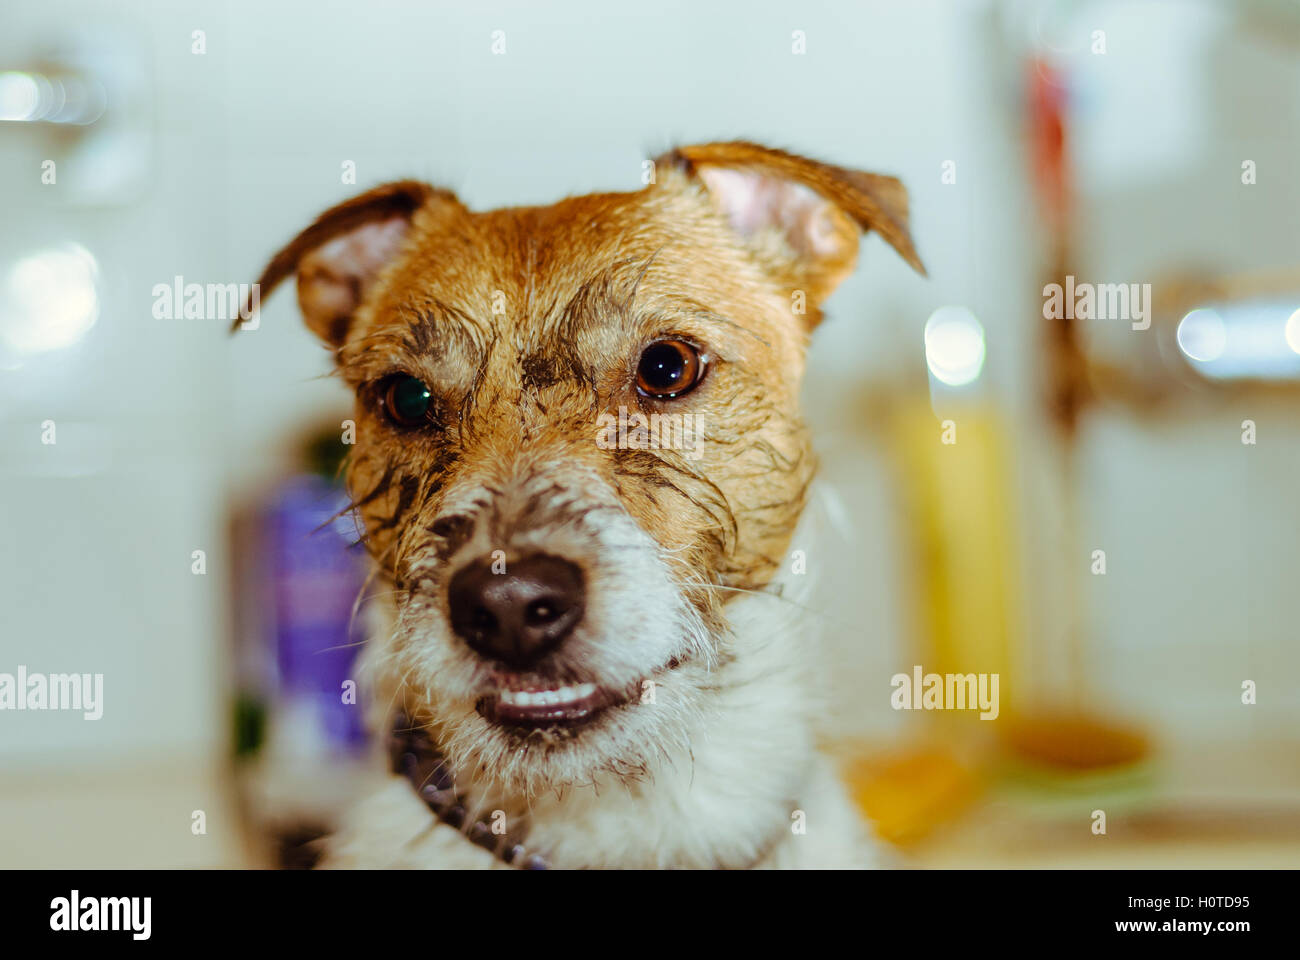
[552, 260, 634, 341]
[402, 299, 484, 354]
[672, 300, 771, 348]
[556, 257, 771, 351]
[625, 247, 664, 310]
[340, 297, 484, 377]
[618, 248, 769, 347]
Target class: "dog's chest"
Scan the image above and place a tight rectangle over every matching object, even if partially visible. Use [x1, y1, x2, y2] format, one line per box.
[323, 747, 878, 870]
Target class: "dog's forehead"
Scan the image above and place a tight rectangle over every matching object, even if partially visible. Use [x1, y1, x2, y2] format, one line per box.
[359, 185, 768, 354]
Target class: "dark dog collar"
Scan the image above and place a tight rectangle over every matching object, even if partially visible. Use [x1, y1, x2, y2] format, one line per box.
[388, 713, 549, 870]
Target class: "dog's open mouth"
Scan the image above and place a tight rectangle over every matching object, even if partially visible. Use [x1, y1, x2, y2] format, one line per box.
[475, 656, 684, 731]
[477, 681, 616, 728]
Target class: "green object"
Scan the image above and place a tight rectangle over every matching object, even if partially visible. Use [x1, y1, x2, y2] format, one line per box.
[995, 753, 1159, 821]
[302, 423, 351, 482]
[232, 693, 267, 759]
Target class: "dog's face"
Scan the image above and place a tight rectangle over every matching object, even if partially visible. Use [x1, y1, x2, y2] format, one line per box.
[251, 143, 921, 794]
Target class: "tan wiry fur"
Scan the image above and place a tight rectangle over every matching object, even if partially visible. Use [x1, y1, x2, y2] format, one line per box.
[247, 142, 922, 869]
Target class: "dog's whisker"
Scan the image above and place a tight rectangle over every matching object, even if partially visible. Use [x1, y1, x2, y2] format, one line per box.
[314, 639, 369, 654]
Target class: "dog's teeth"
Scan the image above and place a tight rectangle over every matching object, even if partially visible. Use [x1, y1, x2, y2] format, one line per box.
[500, 682, 598, 708]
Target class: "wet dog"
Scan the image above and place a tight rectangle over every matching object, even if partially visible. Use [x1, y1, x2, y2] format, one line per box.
[246, 141, 923, 868]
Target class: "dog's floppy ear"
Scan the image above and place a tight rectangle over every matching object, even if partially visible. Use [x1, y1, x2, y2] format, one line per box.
[658, 141, 924, 309]
[238, 180, 456, 345]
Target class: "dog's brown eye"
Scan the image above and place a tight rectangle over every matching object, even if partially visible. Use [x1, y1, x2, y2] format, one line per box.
[635, 339, 704, 399]
[380, 374, 434, 427]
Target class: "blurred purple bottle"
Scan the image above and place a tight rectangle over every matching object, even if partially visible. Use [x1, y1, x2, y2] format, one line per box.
[229, 425, 378, 867]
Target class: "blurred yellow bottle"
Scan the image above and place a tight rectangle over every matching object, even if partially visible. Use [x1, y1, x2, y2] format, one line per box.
[891, 397, 1019, 719]
[846, 389, 1021, 843]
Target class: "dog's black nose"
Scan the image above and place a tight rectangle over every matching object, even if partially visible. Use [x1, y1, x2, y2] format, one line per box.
[448, 554, 585, 667]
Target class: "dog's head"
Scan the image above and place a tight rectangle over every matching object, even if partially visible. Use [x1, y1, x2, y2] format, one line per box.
[248, 142, 922, 794]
